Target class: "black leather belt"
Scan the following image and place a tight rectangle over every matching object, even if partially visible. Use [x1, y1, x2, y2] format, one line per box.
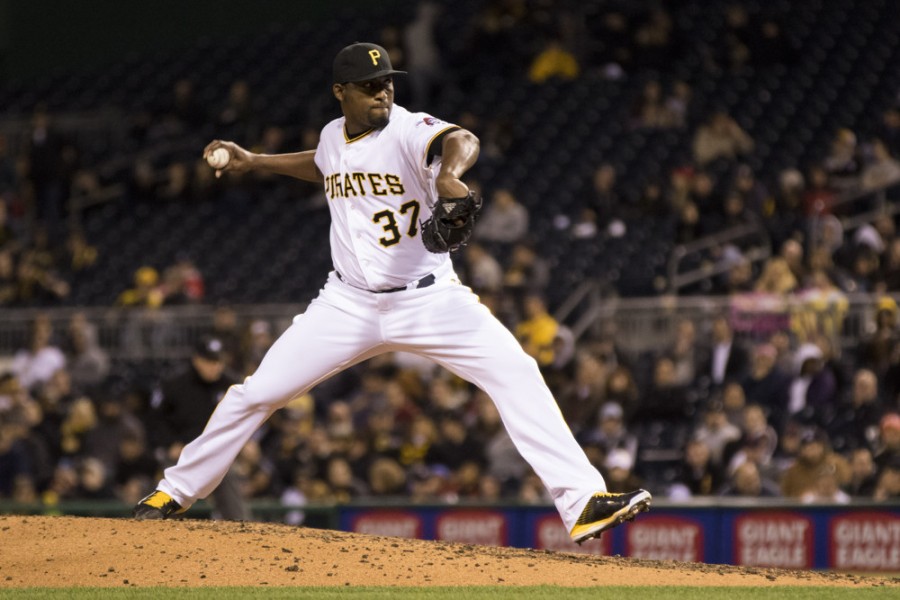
[335, 271, 435, 293]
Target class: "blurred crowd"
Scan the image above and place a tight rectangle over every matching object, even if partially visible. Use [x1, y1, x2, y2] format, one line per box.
[2, 0, 900, 517]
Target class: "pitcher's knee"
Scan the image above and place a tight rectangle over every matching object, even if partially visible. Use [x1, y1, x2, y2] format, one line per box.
[237, 377, 290, 411]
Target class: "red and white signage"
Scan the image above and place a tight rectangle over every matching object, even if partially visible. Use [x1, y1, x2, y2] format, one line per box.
[734, 512, 813, 569]
[830, 512, 900, 571]
[626, 515, 704, 562]
[436, 510, 508, 546]
[352, 511, 423, 539]
[533, 515, 610, 555]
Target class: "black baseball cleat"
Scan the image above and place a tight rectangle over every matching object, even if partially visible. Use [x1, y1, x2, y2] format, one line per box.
[132, 490, 185, 520]
[570, 489, 652, 544]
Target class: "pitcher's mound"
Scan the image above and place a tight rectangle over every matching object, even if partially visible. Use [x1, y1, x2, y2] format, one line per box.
[0, 515, 894, 588]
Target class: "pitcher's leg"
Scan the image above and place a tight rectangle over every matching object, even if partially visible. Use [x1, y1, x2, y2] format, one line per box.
[158, 292, 382, 508]
[393, 288, 604, 532]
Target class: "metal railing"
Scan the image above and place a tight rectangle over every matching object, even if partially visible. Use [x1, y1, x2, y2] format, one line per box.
[667, 222, 772, 294]
[0, 304, 306, 362]
[0, 293, 888, 363]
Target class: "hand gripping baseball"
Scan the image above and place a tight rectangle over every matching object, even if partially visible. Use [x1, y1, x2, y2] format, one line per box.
[203, 140, 252, 178]
[421, 191, 483, 253]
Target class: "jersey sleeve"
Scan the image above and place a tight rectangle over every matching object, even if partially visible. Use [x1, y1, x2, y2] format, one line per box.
[403, 112, 460, 169]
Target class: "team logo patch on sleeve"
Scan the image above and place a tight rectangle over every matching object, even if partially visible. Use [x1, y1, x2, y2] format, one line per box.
[419, 116, 447, 127]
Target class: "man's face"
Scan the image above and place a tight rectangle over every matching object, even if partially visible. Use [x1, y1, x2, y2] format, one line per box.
[192, 355, 225, 382]
[334, 77, 394, 131]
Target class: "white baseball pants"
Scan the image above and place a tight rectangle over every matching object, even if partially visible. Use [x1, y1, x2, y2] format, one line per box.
[157, 268, 606, 531]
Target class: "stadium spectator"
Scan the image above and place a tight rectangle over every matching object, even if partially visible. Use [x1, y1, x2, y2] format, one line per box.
[578, 401, 638, 468]
[204, 305, 243, 375]
[675, 438, 724, 496]
[751, 16, 795, 65]
[556, 351, 607, 436]
[15, 242, 70, 306]
[113, 432, 159, 500]
[149, 336, 249, 520]
[799, 463, 850, 504]
[64, 313, 110, 391]
[719, 461, 780, 497]
[702, 314, 749, 389]
[630, 80, 669, 130]
[0, 198, 21, 251]
[528, 38, 579, 83]
[474, 390, 528, 492]
[823, 128, 862, 193]
[780, 428, 850, 498]
[11, 314, 66, 391]
[367, 456, 407, 497]
[844, 447, 878, 497]
[428, 413, 484, 472]
[665, 317, 700, 387]
[692, 400, 741, 467]
[116, 266, 164, 308]
[0, 135, 19, 202]
[75, 457, 115, 500]
[692, 111, 754, 166]
[147, 78, 205, 140]
[515, 295, 559, 368]
[158, 162, 191, 203]
[0, 419, 32, 499]
[663, 80, 692, 129]
[62, 229, 98, 276]
[233, 439, 275, 500]
[475, 188, 529, 245]
[0, 246, 18, 306]
[241, 319, 274, 377]
[58, 396, 98, 461]
[82, 393, 144, 477]
[403, 1, 442, 109]
[788, 342, 840, 428]
[713, 4, 752, 72]
[873, 456, 900, 500]
[603, 365, 640, 423]
[739, 343, 790, 429]
[754, 256, 798, 295]
[502, 241, 550, 296]
[632, 7, 675, 70]
[828, 369, 884, 454]
[873, 413, 900, 473]
[861, 138, 900, 191]
[158, 255, 205, 305]
[769, 169, 806, 246]
[723, 403, 778, 477]
[802, 165, 837, 218]
[880, 106, 900, 158]
[602, 448, 643, 494]
[459, 242, 503, 294]
[217, 80, 259, 142]
[674, 201, 702, 244]
[634, 355, 691, 429]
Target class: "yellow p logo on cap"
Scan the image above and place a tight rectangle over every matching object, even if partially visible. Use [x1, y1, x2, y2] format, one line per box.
[368, 49, 381, 66]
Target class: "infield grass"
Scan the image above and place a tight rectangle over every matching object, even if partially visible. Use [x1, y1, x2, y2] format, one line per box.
[0, 587, 897, 599]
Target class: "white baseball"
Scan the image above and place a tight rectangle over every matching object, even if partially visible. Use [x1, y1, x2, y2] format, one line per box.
[207, 147, 231, 169]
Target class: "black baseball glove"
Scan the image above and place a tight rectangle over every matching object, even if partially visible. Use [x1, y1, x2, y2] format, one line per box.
[421, 191, 483, 253]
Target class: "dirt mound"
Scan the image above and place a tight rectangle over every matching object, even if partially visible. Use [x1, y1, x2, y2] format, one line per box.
[0, 515, 895, 588]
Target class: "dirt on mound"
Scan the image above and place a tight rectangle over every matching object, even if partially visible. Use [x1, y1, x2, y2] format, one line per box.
[0, 515, 896, 589]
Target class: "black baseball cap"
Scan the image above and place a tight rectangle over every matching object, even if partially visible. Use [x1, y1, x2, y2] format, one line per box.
[194, 335, 225, 361]
[333, 42, 406, 84]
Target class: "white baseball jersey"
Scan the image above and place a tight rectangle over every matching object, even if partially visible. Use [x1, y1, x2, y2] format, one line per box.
[315, 104, 456, 291]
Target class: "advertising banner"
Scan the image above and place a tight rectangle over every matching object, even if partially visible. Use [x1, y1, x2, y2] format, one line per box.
[338, 503, 900, 570]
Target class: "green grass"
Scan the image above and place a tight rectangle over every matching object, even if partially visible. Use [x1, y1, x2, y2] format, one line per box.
[0, 587, 897, 599]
